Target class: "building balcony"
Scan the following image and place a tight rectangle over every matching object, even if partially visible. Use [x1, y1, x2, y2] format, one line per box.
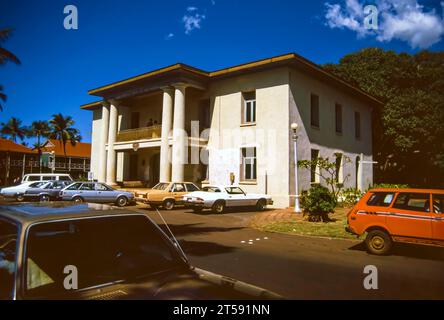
[117, 126, 162, 143]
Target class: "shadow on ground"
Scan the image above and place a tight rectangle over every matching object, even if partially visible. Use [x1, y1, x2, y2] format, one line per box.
[156, 223, 245, 237]
[349, 241, 444, 261]
[178, 239, 238, 257]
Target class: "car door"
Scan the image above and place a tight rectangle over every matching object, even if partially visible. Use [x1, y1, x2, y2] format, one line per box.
[386, 192, 433, 240]
[431, 193, 444, 241]
[225, 187, 248, 207]
[171, 183, 186, 203]
[95, 183, 116, 203]
[78, 183, 98, 202]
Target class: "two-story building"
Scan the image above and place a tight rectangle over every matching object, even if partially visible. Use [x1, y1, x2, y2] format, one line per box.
[81, 53, 381, 208]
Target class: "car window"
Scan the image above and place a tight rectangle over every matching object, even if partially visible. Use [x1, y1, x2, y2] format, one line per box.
[393, 193, 430, 213]
[225, 187, 245, 195]
[30, 182, 46, 188]
[66, 183, 81, 190]
[152, 183, 170, 191]
[173, 184, 186, 192]
[0, 218, 18, 300]
[96, 184, 112, 191]
[24, 216, 181, 298]
[366, 192, 395, 207]
[203, 187, 221, 193]
[432, 194, 444, 214]
[80, 183, 95, 191]
[185, 184, 199, 192]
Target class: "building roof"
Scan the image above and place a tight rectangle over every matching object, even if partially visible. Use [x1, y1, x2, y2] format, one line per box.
[0, 139, 36, 154]
[81, 53, 383, 110]
[41, 139, 91, 158]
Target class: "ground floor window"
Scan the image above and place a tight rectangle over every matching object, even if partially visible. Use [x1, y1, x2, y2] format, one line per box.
[311, 149, 320, 183]
[241, 147, 257, 181]
[335, 153, 344, 184]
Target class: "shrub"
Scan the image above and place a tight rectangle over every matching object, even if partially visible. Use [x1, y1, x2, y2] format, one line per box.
[300, 185, 336, 222]
[339, 188, 364, 207]
[369, 183, 409, 190]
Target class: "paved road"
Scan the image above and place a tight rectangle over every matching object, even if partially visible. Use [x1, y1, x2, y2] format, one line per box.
[135, 206, 444, 300]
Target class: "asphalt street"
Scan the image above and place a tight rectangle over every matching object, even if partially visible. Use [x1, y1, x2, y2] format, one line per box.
[136, 206, 444, 300]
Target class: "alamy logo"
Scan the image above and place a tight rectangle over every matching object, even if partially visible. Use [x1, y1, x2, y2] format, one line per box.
[363, 265, 378, 290]
[63, 5, 78, 30]
[63, 265, 78, 290]
[364, 5, 379, 30]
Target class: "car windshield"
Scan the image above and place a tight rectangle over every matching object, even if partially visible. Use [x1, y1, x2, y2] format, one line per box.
[24, 215, 182, 298]
[152, 183, 170, 191]
[0, 218, 18, 300]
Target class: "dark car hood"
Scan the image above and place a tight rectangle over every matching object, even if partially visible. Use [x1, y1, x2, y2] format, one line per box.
[71, 268, 282, 300]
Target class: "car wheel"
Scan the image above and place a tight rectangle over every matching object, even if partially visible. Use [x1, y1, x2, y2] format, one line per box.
[40, 194, 50, 202]
[163, 199, 175, 210]
[192, 207, 203, 213]
[365, 230, 393, 255]
[73, 196, 84, 203]
[212, 201, 225, 214]
[116, 196, 128, 207]
[150, 204, 158, 210]
[16, 194, 25, 202]
[256, 199, 267, 212]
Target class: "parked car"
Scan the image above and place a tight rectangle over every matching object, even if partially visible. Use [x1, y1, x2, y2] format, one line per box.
[60, 182, 134, 207]
[22, 173, 73, 183]
[183, 185, 274, 214]
[22, 181, 73, 202]
[135, 182, 200, 210]
[0, 202, 282, 300]
[0, 181, 49, 202]
[346, 188, 444, 255]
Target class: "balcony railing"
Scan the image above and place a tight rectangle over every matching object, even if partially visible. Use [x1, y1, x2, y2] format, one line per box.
[116, 125, 162, 143]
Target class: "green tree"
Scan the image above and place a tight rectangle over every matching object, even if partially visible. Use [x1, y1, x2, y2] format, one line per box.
[323, 48, 444, 187]
[0, 29, 21, 111]
[0, 117, 26, 142]
[49, 114, 82, 167]
[27, 120, 51, 172]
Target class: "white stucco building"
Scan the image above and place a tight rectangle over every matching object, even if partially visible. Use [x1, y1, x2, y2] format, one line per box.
[82, 53, 380, 208]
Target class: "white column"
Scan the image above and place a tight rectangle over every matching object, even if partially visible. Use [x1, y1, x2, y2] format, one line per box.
[159, 87, 174, 182]
[98, 104, 110, 182]
[106, 102, 119, 185]
[171, 84, 188, 182]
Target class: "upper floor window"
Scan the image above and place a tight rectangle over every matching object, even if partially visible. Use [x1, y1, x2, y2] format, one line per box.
[355, 111, 361, 139]
[241, 147, 257, 181]
[310, 94, 320, 128]
[242, 92, 256, 124]
[335, 103, 343, 134]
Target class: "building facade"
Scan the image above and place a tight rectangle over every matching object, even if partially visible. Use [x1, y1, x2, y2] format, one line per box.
[82, 53, 379, 208]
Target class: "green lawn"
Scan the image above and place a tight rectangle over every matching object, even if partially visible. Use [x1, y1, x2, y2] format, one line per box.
[257, 208, 363, 240]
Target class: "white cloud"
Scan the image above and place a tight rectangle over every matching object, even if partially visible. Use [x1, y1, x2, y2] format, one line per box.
[182, 7, 206, 34]
[165, 33, 174, 40]
[324, 0, 444, 48]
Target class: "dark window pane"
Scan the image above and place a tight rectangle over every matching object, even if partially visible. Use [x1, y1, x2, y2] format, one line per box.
[367, 192, 395, 207]
[355, 112, 361, 139]
[335, 104, 342, 133]
[433, 194, 444, 214]
[0, 219, 18, 300]
[310, 94, 320, 127]
[393, 193, 430, 212]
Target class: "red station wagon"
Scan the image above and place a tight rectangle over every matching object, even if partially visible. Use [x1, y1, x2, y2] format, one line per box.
[347, 188, 444, 255]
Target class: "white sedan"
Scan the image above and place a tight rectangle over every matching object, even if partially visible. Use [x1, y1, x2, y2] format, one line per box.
[183, 185, 273, 214]
[0, 181, 49, 201]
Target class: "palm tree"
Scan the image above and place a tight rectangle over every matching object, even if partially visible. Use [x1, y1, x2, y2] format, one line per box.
[0, 29, 21, 111]
[0, 117, 26, 142]
[27, 120, 51, 172]
[49, 114, 82, 168]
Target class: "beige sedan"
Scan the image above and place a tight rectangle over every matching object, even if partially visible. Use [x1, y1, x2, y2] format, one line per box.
[136, 182, 200, 210]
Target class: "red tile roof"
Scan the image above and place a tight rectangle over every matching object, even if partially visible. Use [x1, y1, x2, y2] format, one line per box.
[0, 139, 36, 154]
[41, 139, 91, 158]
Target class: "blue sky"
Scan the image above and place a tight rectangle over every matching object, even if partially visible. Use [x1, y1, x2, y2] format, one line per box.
[1, 0, 443, 143]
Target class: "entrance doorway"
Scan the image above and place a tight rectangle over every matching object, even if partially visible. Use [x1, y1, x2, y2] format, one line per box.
[149, 153, 160, 187]
[129, 154, 139, 180]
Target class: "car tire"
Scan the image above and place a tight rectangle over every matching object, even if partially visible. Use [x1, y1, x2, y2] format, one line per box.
[163, 199, 175, 210]
[192, 207, 203, 213]
[72, 196, 84, 204]
[40, 194, 50, 202]
[16, 194, 25, 202]
[212, 201, 225, 214]
[116, 196, 128, 207]
[365, 230, 393, 255]
[256, 199, 267, 212]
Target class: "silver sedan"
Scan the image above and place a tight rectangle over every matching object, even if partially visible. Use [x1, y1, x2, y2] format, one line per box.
[60, 182, 134, 207]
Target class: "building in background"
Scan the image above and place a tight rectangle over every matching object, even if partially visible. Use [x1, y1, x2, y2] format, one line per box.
[82, 53, 380, 208]
[40, 139, 91, 179]
[0, 139, 38, 186]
